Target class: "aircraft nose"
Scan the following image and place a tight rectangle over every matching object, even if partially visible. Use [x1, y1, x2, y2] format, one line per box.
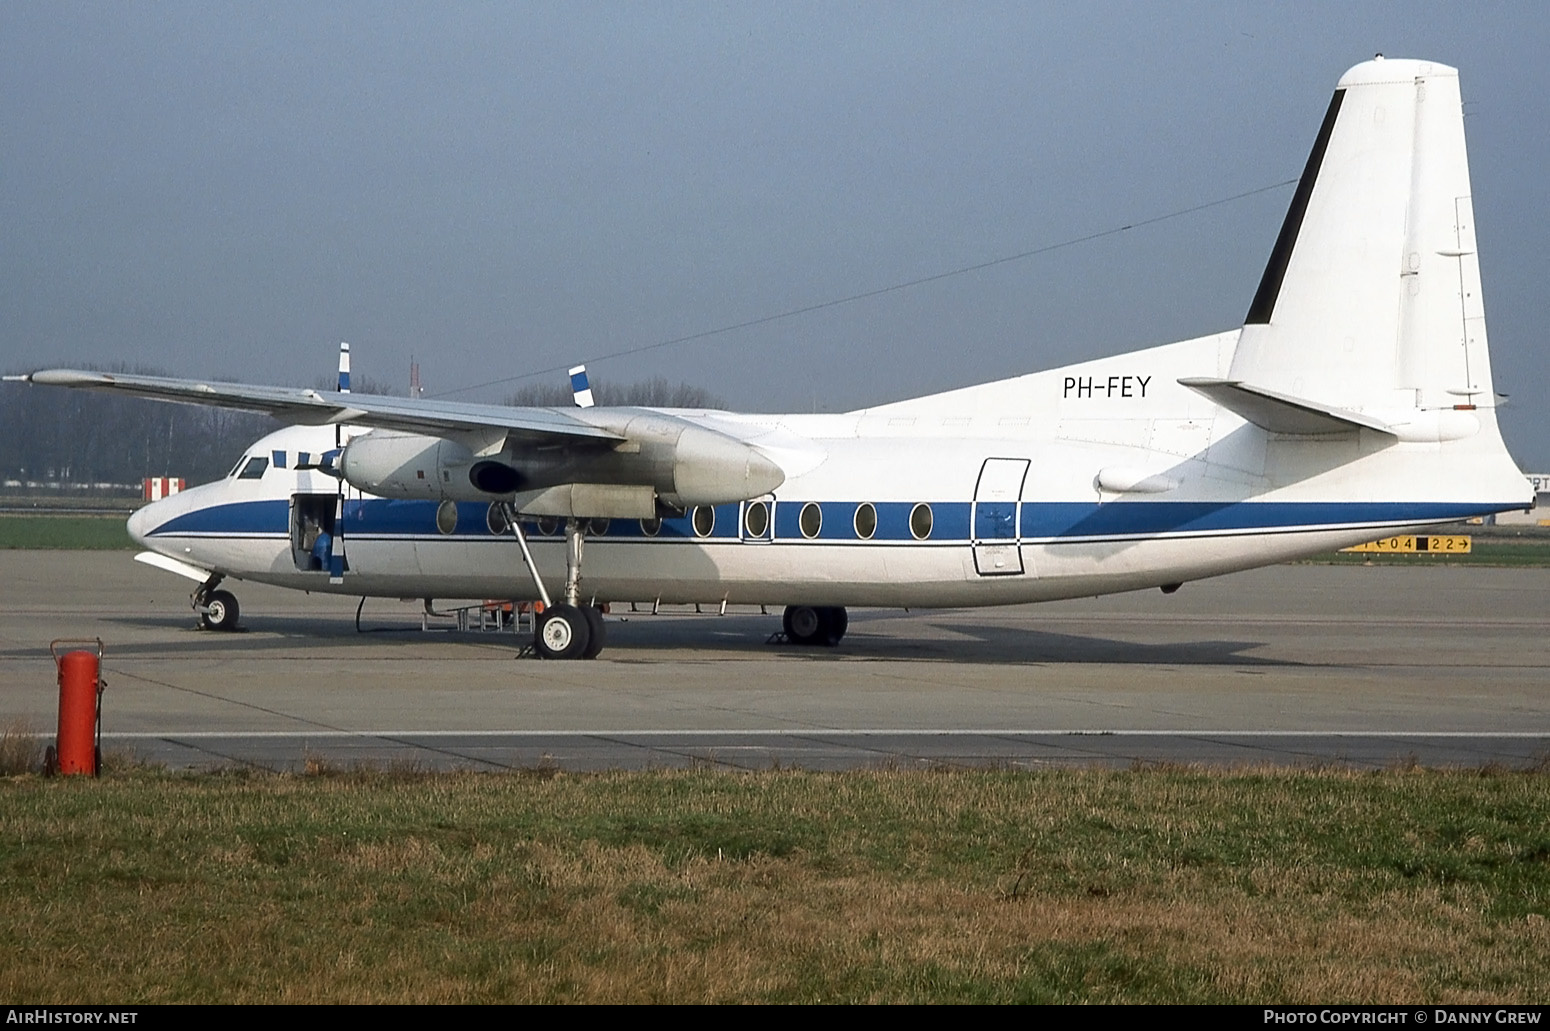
[126, 505, 153, 547]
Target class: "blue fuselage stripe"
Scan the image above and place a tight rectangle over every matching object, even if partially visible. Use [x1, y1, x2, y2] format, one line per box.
[146, 498, 1505, 543]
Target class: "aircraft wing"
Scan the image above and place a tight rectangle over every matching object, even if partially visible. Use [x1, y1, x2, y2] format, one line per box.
[15, 369, 624, 445]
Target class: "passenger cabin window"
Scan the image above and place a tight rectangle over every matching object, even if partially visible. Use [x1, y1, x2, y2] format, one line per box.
[799, 502, 822, 539]
[854, 503, 877, 540]
[238, 457, 269, 480]
[744, 501, 769, 538]
[910, 502, 933, 540]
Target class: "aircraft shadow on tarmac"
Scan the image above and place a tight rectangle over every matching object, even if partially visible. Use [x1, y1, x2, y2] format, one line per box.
[605, 614, 1291, 666]
[847, 619, 1287, 667]
[22, 607, 1297, 668]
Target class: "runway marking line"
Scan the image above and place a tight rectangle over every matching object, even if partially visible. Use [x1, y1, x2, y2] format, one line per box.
[85, 729, 1550, 739]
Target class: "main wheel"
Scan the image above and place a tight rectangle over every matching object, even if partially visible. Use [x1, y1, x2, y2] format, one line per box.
[200, 589, 240, 632]
[535, 604, 591, 660]
[819, 606, 848, 646]
[580, 605, 607, 659]
[783, 605, 824, 646]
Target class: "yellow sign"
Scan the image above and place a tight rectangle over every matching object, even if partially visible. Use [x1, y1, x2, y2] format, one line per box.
[1341, 535, 1472, 554]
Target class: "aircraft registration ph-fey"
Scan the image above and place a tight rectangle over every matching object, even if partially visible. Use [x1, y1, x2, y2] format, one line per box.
[15, 58, 1533, 659]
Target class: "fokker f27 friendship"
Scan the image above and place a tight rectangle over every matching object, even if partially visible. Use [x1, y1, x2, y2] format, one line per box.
[14, 58, 1533, 659]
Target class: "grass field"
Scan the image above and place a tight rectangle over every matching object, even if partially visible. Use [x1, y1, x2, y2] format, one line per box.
[0, 515, 131, 549]
[1, 762, 1546, 1003]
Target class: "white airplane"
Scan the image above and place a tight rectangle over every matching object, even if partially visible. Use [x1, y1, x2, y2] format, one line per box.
[13, 57, 1533, 660]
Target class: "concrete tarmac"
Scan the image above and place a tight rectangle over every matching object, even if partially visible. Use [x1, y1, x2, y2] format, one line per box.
[0, 551, 1545, 771]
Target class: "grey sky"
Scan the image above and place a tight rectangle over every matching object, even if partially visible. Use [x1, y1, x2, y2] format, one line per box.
[3, 2, 1546, 468]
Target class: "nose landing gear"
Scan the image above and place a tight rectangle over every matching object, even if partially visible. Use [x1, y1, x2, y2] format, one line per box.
[193, 576, 240, 632]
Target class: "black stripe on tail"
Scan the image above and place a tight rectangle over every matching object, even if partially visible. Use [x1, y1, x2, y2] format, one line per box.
[1245, 89, 1346, 325]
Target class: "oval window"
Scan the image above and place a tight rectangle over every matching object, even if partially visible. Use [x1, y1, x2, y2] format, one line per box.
[486, 503, 509, 535]
[799, 502, 822, 539]
[692, 505, 715, 538]
[744, 501, 769, 538]
[588, 518, 610, 537]
[854, 502, 877, 540]
[537, 516, 560, 537]
[909, 502, 933, 540]
[640, 516, 662, 537]
[436, 500, 458, 535]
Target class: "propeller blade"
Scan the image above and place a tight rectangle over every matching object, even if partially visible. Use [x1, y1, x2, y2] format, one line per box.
[570, 364, 594, 408]
[329, 489, 347, 584]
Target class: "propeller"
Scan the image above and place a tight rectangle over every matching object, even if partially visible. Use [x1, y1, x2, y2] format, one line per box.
[570, 364, 594, 408]
[292, 458, 341, 477]
[329, 342, 350, 583]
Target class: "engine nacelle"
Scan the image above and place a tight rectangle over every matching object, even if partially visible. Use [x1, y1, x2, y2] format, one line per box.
[339, 431, 477, 500]
[338, 418, 786, 512]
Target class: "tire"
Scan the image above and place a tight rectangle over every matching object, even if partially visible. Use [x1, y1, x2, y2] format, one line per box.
[200, 590, 240, 632]
[581, 606, 607, 659]
[819, 606, 848, 646]
[535, 604, 591, 660]
[782, 605, 823, 645]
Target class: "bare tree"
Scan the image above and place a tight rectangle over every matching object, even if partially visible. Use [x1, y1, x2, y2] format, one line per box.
[504, 376, 726, 409]
[1, 362, 728, 492]
[1, 364, 276, 488]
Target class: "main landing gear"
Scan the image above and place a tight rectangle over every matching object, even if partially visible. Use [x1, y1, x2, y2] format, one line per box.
[500, 505, 606, 661]
[535, 602, 606, 661]
[782, 605, 848, 647]
[193, 575, 240, 632]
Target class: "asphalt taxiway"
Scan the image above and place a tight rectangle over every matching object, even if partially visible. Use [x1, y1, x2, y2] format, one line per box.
[0, 551, 1544, 771]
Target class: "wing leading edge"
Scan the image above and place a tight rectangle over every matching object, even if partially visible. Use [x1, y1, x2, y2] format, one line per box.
[17, 369, 624, 445]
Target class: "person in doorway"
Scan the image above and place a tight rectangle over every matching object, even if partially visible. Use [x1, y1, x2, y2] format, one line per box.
[311, 528, 332, 572]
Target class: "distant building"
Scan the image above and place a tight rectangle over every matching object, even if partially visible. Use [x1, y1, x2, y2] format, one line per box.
[143, 477, 185, 501]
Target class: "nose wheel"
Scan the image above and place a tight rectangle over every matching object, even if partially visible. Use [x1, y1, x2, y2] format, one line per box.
[782, 605, 847, 646]
[193, 578, 240, 632]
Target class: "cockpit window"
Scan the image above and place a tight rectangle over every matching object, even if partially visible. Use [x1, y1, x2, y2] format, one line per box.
[237, 457, 269, 480]
[228, 456, 246, 478]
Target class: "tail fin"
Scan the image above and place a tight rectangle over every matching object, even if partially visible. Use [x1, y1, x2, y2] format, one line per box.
[1226, 58, 1494, 418]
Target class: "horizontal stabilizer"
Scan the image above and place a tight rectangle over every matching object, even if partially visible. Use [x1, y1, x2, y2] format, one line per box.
[1177, 378, 1395, 436]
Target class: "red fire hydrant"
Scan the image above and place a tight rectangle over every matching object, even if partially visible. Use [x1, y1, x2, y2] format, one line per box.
[47, 639, 105, 777]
